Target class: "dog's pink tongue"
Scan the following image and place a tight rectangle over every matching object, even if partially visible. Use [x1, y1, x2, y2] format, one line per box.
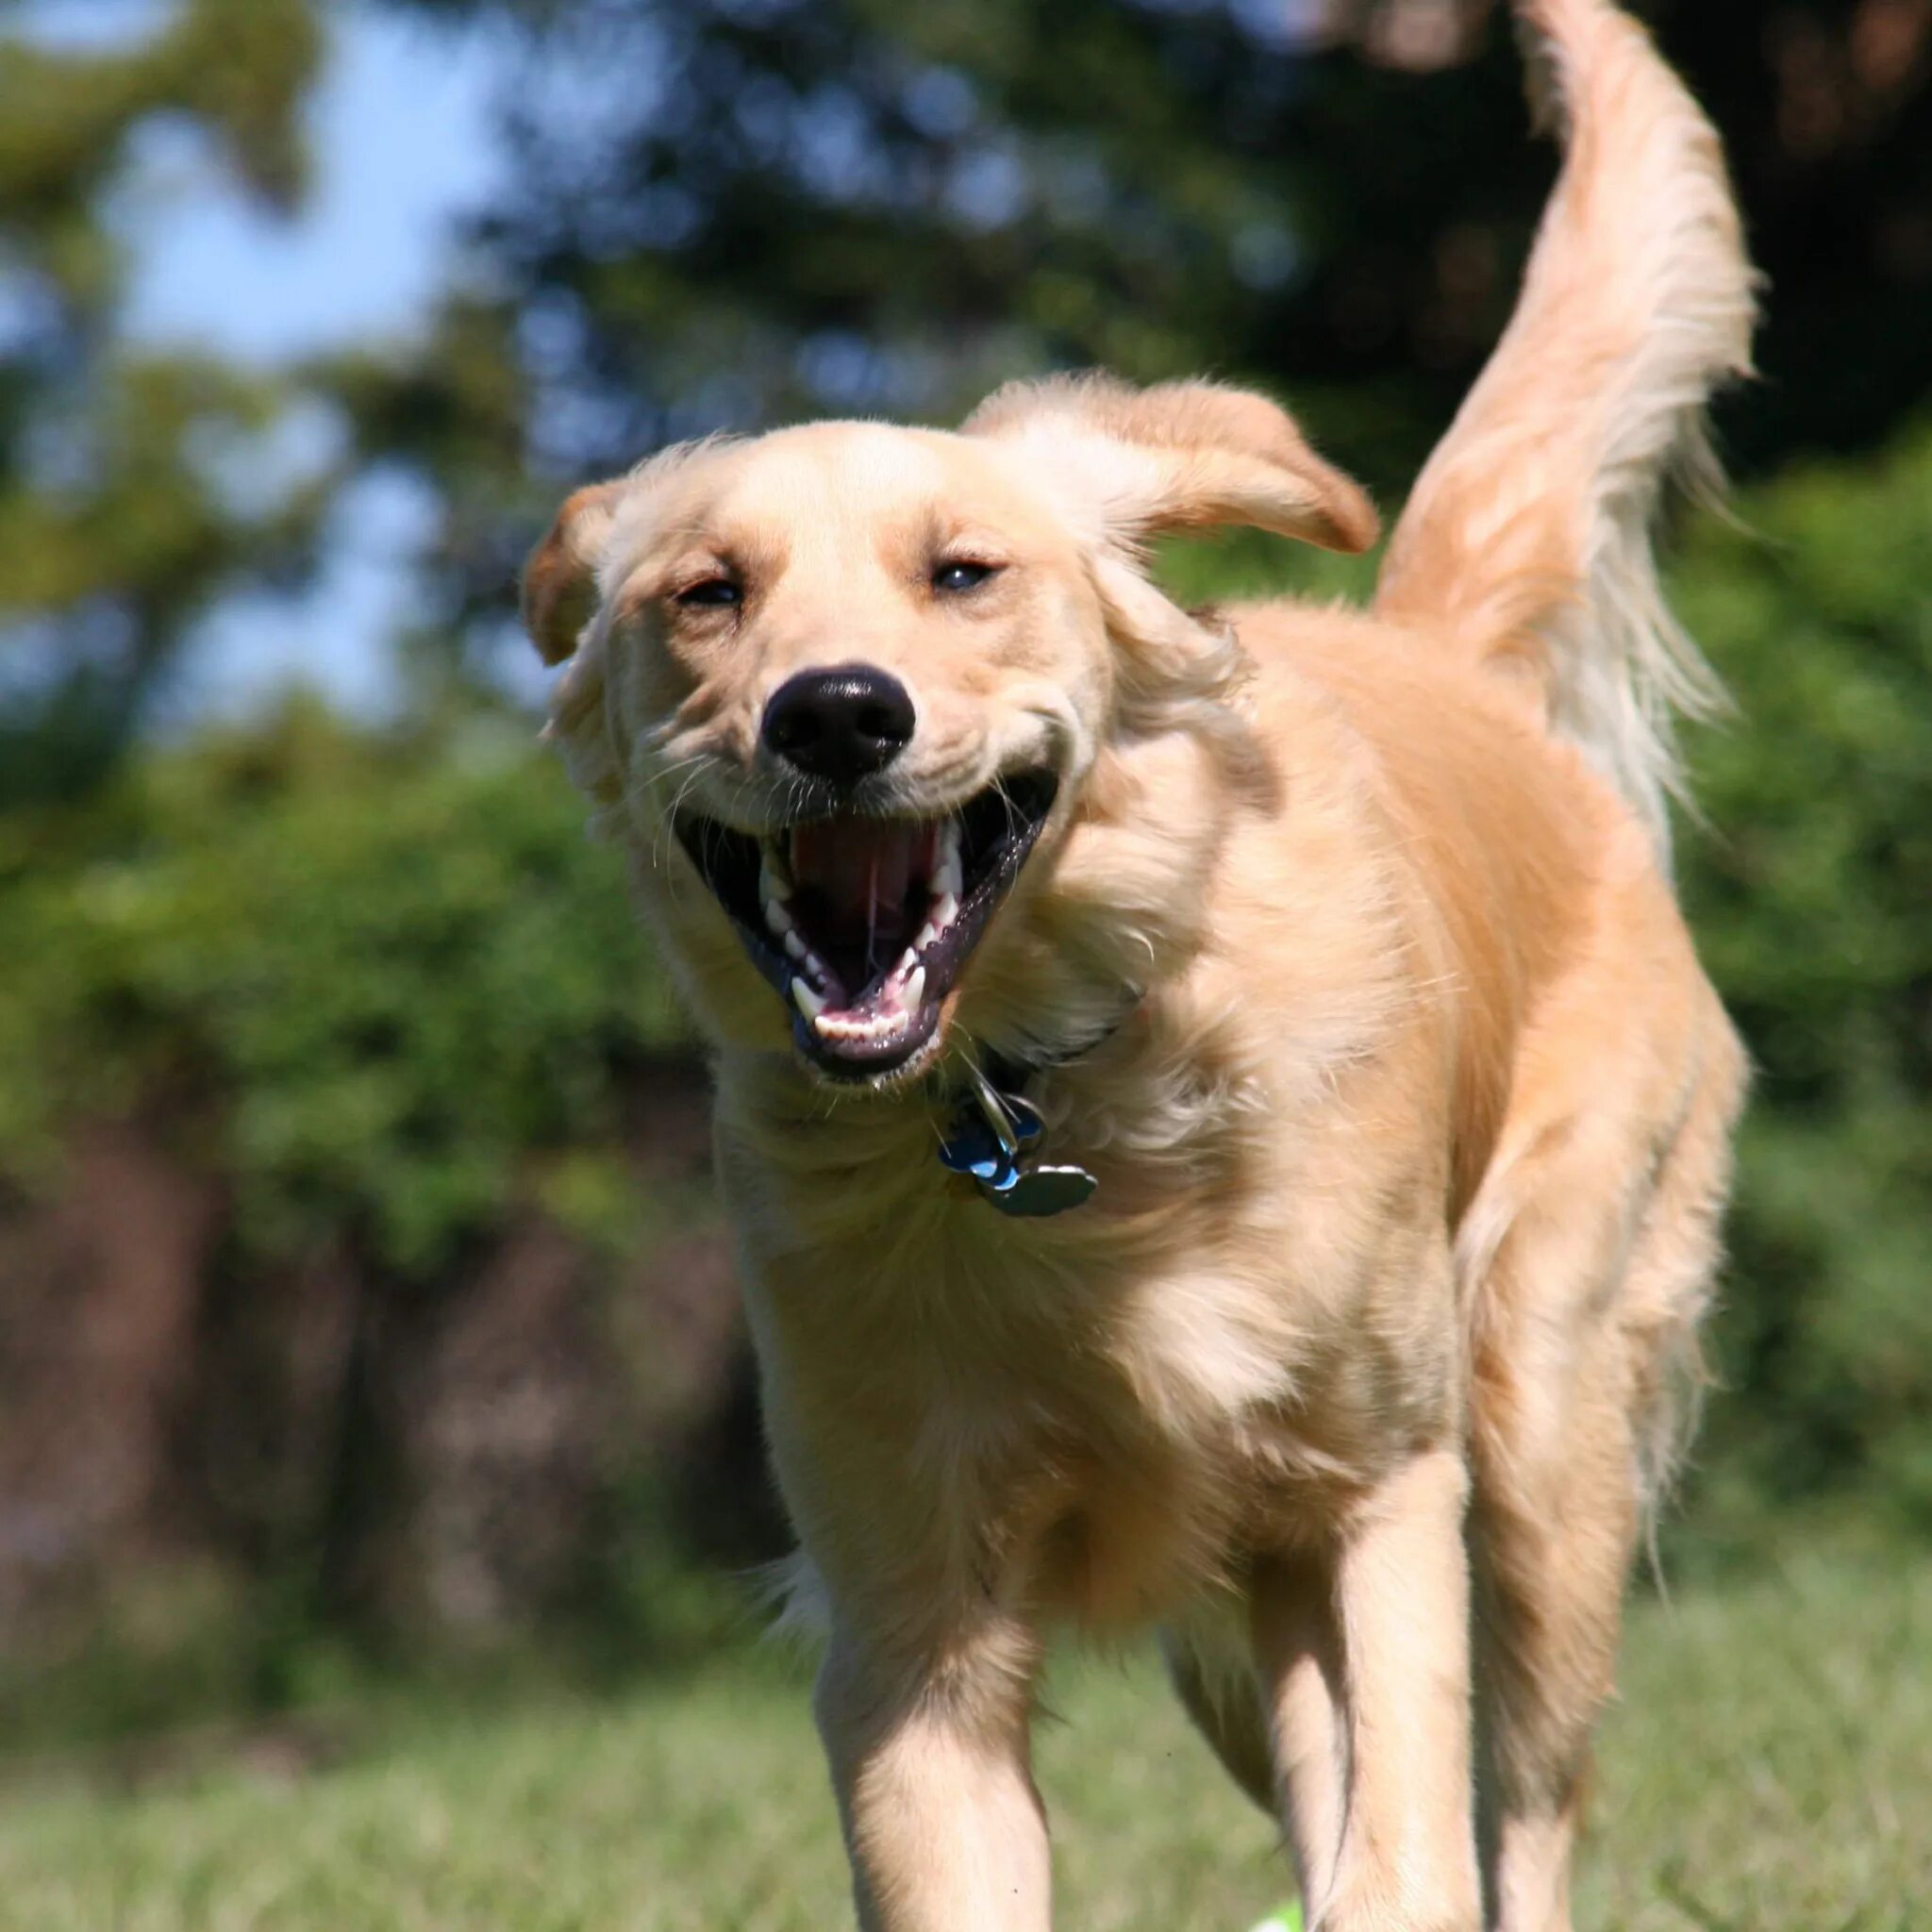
[792, 819, 934, 929]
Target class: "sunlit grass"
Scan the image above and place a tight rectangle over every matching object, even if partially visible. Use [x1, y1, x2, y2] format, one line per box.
[2, 1541, 1924, 1931]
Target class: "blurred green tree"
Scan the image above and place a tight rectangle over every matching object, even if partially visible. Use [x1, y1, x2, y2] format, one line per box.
[0, 0, 339, 800]
[371, 0, 1932, 650]
[10, 2, 1932, 768]
[1673, 425, 1932, 1542]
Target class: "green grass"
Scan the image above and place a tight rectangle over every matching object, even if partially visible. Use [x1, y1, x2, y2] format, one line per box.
[2, 1541, 1925, 1931]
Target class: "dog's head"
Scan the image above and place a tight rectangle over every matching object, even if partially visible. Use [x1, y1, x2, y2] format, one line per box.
[525, 375, 1374, 1089]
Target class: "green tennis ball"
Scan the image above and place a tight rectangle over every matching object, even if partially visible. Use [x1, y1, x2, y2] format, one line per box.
[1246, 1904, 1305, 1932]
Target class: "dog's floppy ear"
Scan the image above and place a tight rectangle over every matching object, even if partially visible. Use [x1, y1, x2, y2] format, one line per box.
[522, 480, 624, 665]
[964, 374, 1377, 555]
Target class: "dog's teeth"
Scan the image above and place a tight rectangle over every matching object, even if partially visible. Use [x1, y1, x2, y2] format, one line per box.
[764, 896, 791, 937]
[783, 929, 808, 961]
[759, 846, 791, 900]
[913, 921, 940, 952]
[791, 978, 828, 1021]
[930, 891, 959, 931]
[902, 964, 926, 1009]
[813, 1006, 912, 1044]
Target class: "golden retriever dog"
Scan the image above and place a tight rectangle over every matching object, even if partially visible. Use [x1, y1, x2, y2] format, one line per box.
[521, 1, 1753, 1924]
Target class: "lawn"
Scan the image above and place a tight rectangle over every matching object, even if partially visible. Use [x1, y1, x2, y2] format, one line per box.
[2, 1541, 1925, 1931]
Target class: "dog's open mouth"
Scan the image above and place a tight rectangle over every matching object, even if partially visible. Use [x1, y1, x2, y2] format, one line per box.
[675, 770, 1058, 1080]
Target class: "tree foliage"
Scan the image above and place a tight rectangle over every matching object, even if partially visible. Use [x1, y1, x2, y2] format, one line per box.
[0, 698, 683, 1278]
[1673, 425, 1932, 1535]
[0, 0, 336, 797]
[378, 0, 1932, 609]
[8, 1, 1932, 764]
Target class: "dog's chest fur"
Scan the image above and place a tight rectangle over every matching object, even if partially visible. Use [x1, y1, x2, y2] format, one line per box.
[713, 996, 1458, 1635]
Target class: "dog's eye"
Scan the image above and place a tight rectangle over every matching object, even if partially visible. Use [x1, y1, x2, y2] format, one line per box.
[932, 559, 1000, 594]
[675, 576, 741, 608]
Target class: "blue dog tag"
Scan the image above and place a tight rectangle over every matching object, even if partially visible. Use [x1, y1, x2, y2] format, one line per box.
[936, 1111, 1013, 1184]
[937, 1066, 1095, 1217]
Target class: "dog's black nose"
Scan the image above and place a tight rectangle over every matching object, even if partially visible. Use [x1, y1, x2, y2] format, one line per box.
[761, 665, 915, 786]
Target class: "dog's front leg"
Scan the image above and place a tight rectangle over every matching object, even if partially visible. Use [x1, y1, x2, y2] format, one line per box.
[1259, 1449, 1482, 1932]
[815, 1620, 1049, 1932]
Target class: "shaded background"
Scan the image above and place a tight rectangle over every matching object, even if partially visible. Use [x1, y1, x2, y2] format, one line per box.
[2, 0, 1929, 1744]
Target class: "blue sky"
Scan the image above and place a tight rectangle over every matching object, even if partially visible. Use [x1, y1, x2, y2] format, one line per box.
[17, 0, 513, 721]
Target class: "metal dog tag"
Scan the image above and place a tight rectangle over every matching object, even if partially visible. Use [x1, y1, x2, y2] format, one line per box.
[987, 1162, 1098, 1217]
[937, 1062, 1098, 1217]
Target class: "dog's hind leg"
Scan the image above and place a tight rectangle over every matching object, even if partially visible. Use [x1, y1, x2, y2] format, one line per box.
[1160, 1562, 1349, 1907]
[1246, 1552, 1352, 1915]
[1240, 1454, 1483, 1932]
[1171, 1507, 1476, 1932]
[1160, 1611, 1279, 1818]
[1465, 1042, 1741, 1932]
[1467, 1372, 1639, 1932]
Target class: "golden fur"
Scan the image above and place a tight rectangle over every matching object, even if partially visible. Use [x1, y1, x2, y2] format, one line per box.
[522, 3, 1752, 1926]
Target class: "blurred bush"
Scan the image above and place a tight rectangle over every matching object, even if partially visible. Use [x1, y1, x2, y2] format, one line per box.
[0, 702, 772, 1734]
[0, 0, 343, 799]
[1674, 422, 1932, 1544]
[0, 698, 686, 1272]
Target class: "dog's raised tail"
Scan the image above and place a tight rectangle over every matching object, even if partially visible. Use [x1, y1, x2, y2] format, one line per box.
[1374, 0, 1756, 847]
